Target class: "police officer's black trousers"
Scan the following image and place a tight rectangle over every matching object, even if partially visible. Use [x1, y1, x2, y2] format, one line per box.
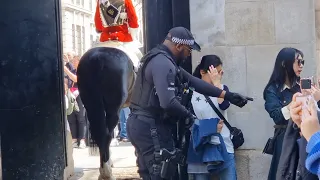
[127, 114, 175, 180]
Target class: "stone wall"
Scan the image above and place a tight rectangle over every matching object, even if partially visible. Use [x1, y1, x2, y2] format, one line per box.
[316, 0, 320, 78]
[189, 0, 317, 179]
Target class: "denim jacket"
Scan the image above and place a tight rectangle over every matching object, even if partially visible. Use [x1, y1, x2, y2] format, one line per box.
[264, 83, 299, 125]
[264, 83, 318, 180]
[187, 118, 230, 174]
[264, 83, 301, 180]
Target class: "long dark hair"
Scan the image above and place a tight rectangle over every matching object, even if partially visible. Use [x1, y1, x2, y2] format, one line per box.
[263, 47, 303, 100]
[193, 55, 223, 78]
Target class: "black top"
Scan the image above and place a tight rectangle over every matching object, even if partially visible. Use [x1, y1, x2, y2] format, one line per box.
[65, 62, 77, 88]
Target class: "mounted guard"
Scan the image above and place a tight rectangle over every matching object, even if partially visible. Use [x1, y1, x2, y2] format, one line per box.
[94, 0, 142, 73]
[76, 0, 142, 179]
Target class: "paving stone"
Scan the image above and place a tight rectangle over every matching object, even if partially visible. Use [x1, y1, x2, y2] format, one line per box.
[70, 142, 139, 179]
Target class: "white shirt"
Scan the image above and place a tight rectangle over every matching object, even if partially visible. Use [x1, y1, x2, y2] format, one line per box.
[191, 88, 234, 153]
[280, 84, 291, 120]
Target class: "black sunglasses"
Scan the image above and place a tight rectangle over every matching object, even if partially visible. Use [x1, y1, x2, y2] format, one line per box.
[297, 59, 305, 66]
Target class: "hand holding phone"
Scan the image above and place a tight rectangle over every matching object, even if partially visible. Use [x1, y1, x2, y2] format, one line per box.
[296, 95, 312, 121]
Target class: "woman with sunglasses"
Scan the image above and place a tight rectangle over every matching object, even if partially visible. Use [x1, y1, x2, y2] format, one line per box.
[263, 48, 318, 180]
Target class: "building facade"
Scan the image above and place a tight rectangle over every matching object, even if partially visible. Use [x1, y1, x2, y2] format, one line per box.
[60, 0, 144, 56]
[190, 0, 318, 179]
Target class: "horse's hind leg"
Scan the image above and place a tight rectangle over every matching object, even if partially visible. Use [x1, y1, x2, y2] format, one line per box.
[99, 88, 127, 180]
[77, 53, 116, 180]
[78, 84, 115, 180]
[99, 68, 128, 180]
[99, 108, 120, 180]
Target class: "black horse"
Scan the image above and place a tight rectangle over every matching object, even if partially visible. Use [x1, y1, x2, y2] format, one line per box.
[77, 46, 136, 180]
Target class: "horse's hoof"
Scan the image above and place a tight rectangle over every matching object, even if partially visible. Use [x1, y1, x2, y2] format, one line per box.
[98, 174, 116, 180]
[108, 159, 114, 167]
[99, 163, 116, 180]
[98, 175, 116, 180]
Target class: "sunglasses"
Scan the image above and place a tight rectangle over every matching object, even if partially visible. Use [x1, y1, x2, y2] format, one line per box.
[297, 59, 305, 66]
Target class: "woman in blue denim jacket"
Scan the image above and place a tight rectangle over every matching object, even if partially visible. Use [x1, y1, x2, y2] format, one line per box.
[263, 47, 304, 180]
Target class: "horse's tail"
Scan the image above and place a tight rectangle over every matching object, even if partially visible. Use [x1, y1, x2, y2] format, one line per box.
[77, 49, 108, 156]
[87, 120, 100, 156]
[80, 86, 106, 156]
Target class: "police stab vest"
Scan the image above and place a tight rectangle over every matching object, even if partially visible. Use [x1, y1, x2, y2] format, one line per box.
[130, 46, 183, 117]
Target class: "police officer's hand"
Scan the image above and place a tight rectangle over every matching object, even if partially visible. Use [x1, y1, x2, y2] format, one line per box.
[185, 114, 196, 129]
[225, 91, 253, 108]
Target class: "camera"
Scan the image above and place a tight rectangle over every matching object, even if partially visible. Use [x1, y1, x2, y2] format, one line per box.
[300, 78, 312, 89]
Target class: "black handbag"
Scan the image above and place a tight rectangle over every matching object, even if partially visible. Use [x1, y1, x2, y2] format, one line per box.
[205, 96, 244, 149]
[262, 137, 275, 155]
[262, 125, 285, 155]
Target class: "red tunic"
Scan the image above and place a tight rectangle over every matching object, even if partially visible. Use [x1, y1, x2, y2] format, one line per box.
[94, 0, 139, 42]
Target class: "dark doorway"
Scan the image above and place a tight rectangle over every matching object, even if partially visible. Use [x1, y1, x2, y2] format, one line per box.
[172, 0, 192, 73]
[142, 0, 192, 73]
[0, 0, 66, 179]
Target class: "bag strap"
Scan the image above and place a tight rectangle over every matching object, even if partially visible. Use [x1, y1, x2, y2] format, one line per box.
[204, 96, 233, 131]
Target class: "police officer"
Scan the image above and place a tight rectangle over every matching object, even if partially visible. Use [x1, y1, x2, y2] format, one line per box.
[127, 27, 252, 180]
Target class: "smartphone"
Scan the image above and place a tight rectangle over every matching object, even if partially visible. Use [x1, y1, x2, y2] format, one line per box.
[296, 96, 310, 110]
[296, 95, 312, 121]
[301, 78, 312, 89]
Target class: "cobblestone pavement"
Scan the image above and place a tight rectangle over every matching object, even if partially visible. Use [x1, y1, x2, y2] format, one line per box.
[71, 140, 140, 180]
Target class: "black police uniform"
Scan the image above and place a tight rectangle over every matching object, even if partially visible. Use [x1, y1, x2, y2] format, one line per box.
[127, 27, 249, 180]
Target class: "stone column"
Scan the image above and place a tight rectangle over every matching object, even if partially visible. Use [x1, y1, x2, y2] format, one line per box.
[0, 0, 66, 179]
